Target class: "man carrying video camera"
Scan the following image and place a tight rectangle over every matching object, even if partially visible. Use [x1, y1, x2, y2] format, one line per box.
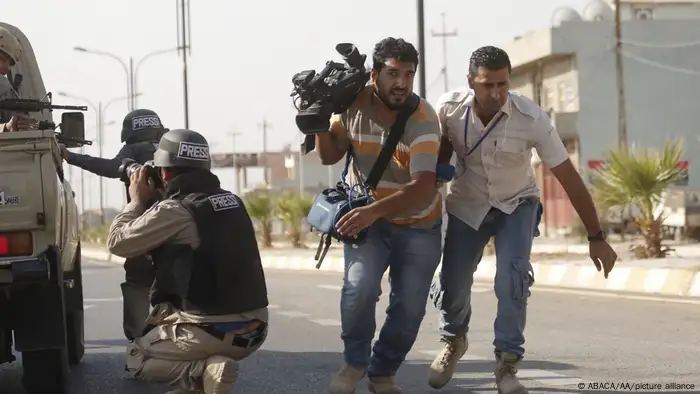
[106, 128, 269, 394]
[313, 37, 443, 394]
[60, 108, 167, 341]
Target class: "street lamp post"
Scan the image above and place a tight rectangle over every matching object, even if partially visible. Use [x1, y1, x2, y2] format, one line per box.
[74, 46, 186, 115]
[133, 47, 180, 108]
[73, 47, 132, 111]
[57, 91, 140, 225]
[96, 94, 142, 224]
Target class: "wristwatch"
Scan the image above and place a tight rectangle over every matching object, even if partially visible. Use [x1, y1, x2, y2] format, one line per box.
[587, 230, 606, 242]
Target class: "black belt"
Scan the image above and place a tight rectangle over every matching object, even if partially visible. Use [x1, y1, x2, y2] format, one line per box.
[199, 322, 267, 349]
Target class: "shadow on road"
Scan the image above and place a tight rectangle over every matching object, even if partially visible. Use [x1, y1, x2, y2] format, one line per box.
[1, 346, 697, 393]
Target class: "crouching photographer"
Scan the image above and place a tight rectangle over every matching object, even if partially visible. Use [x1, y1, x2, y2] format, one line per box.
[61, 108, 168, 341]
[107, 129, 269, 394]
[292, 37, 444, 394]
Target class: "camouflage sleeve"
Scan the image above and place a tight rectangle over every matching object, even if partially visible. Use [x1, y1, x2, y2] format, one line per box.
[107, 200, 195, 258]
[404, 99, 441, 176]
[66, 144, 136, 179]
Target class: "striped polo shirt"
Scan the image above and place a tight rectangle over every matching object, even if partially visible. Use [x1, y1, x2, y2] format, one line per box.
[329, 85, 442, 228]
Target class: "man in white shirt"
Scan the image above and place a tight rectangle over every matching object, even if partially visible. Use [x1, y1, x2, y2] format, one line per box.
[427, 45, 617, 394]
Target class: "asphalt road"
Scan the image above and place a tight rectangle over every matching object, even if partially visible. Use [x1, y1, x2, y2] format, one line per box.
[1, 259, 699, 394]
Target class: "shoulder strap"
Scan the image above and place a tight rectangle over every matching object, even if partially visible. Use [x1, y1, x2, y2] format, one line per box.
[364, 93, 421, 190]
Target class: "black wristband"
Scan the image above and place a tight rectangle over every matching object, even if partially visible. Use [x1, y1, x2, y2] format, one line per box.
[587, 230, 606, 242]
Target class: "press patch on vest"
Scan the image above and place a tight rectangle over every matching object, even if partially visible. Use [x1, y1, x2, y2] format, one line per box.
[131, 115, 162, 130]
[177, 141, 210, 161]
[208, 193, 239, 211]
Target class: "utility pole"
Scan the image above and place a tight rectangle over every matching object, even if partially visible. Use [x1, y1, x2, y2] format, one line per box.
[260, 117, 272, 185]
[229, 131, 241, 193]
[431, 12, 458, 92]
[176, 0, 192, 128]
[128, 57, 135, 111]
[97, 101, 105, 225]
[613, 0, 628, 149]
[416, 0, 427, 98]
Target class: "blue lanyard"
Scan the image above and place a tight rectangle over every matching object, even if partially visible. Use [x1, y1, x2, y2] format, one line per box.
[463, 106, 506, 157]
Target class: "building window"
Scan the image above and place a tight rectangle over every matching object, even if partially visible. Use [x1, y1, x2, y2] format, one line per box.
[557, 80, 576, 111]
[634, 8, 653, 20]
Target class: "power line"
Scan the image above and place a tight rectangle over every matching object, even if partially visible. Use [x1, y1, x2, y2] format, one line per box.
[430, 12, 458, 92]
[621, 50, 700, 75]
[622, 38, 700, 49]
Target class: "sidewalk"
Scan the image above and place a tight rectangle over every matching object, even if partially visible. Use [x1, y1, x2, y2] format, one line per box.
[82, 242, 700, 299]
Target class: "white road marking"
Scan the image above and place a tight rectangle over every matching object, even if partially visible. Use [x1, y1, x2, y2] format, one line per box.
[514, 369, 582, 386]
[419, 350, 583, 387]
[275, 310, 309, 318]
[84, 297, 123, 302]
[267, 304, 280, 309]
[309, 318, 342, 326]
[85, 305, 96, 310]
[316, 284, 492, 293]
[318, 284, 342, 291]
[418, 349, 487, 361]
[530, 286, 700, 305]
[315, 281, 700, 305]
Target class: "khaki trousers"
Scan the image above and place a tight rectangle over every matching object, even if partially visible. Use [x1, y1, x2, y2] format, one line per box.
[126, 322, 267, 392]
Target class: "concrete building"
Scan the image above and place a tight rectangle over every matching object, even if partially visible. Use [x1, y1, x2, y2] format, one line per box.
[211, 148, 346, 196]
[502, 0, 700, 235]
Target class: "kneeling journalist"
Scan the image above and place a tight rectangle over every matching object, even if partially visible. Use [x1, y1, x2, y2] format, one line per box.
[106, 128, 269, 394]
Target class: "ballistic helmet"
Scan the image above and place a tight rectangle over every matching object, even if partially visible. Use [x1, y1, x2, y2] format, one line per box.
[0, 26, 22, 66]
[121, 109, 167, 143]
[153, 129, 211, 170]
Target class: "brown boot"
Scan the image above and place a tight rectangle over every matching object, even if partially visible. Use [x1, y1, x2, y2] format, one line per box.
[202, 355, 239, 394]
[368, 375, 403, 394]
[494, 352, 528, 394]
[329, 365, 366, 394]
[428, 335, 468, 389]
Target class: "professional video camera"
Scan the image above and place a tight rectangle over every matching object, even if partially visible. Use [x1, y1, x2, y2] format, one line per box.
[118, 158, 164, 190]
[290, 43, 371, 135]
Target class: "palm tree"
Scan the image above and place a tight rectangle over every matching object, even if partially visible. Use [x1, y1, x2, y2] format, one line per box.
[275, 191, 314, 248]
[243, 188, 275, 248]
[590, 139, 686, 258]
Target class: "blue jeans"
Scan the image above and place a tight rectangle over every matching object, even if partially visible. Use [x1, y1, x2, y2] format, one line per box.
[341, 219, 442, 377]
[430, 199, 542, 359]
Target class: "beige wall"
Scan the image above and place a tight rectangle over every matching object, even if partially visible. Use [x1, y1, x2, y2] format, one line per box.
[510, 56, 579, 113]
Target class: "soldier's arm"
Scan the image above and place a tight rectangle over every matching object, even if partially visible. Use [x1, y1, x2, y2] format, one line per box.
[65, 144, 134, 178]
[107, 199, 192, 258]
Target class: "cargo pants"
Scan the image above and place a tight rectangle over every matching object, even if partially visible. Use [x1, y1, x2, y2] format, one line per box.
[121, 254, 156, 341]
[430, 198, 542, 359]
[127, 321, 267, 393]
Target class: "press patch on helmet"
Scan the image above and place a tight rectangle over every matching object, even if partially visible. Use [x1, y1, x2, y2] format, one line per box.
[177, 141, 210, 161]
[131, 115, 162, 131]
[208, 193, 239, 211]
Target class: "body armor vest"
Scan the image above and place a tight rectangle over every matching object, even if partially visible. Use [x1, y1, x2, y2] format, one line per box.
[149, 170, 269, 315]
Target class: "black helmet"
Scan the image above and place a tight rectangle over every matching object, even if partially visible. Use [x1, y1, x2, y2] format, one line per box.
[153, 129, 211, 170]
[121, 109, 167, 143]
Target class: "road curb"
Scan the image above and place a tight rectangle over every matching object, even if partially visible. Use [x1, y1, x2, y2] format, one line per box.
[81, 247, 700, 298]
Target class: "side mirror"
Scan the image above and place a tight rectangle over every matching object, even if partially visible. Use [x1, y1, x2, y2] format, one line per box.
[59, 112, 85, 148]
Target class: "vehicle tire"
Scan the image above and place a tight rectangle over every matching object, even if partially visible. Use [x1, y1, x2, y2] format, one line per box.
[21, 348, 70, 394]
[65, 243, 85, 365]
